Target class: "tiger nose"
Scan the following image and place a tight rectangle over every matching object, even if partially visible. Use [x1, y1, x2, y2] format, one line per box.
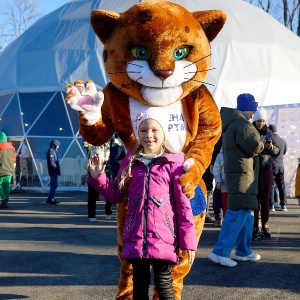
[154, 70, 173, 80]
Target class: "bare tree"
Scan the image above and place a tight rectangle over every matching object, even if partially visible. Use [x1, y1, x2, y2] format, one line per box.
[0, 0, 39, 51]
[244, 0, 300, 36]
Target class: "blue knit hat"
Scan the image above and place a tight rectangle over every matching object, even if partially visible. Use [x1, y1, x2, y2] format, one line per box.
[237, 93, 257, 111]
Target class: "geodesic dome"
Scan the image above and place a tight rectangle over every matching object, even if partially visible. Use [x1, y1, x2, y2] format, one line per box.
[0, 0, 300, 193]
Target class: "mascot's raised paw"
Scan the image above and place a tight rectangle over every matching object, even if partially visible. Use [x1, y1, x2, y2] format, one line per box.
[65, 79, 104, 125]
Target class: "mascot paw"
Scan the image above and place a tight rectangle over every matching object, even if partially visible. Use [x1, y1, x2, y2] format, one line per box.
[181, 158, 200, 199]
[65, 80, 104, 125]
[183, 158, 194, 172]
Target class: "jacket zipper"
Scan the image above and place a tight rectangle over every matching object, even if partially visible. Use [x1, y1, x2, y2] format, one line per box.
[142, 158, 155, 259]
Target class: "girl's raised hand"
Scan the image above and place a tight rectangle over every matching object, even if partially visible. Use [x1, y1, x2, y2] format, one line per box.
[89, 154, 106, 178]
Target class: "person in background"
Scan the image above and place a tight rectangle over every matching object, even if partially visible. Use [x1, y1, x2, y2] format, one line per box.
[268, 124, 288, 211]
[252, 109, 279, 240]
[208, 93, 264, 267]
[295, 158, 300, 205]
[102, 141, 112, 219]
[202, 135, 223, 225]
[83, 141, 102, 222]
[213, 146, 227, 225]
[88, 110, 196, 299]
[19, 143, 33, 176]
[46, 139, 61, 205]
[108, 134, 126, 180]
[211, 136, 223, 227]
[0, 132, 16, 209]
[270, 185, 281, 210]
[202, 166, 215, 224]
[108, 134, 126, 218]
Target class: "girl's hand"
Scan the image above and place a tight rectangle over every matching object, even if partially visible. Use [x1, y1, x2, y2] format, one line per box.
[181, 249, 195, 264]
[89, 154, 106, 178]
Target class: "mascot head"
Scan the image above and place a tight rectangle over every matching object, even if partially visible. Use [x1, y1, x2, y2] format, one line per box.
[90, 1, 226, 106]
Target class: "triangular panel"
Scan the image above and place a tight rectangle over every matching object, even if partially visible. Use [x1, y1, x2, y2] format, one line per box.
[28, 93, 73, 137]
[0, 94, 22, 135]
[65, 94, 80, 135]
[19, 92, 54, 134]
[0, 94, 13, 115]
[60, 139, 87, 186]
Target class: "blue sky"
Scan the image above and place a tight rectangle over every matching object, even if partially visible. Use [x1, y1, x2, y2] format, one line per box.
[0, 0, 71, 50]
[38, 0, 71, 16]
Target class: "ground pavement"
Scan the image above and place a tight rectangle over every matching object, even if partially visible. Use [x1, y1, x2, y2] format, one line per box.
[0, 191, 299, 300]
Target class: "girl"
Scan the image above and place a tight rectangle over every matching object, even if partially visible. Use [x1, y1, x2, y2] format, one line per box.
[88, 108, 196, 300]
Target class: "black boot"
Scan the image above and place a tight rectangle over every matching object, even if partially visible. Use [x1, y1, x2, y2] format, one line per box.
[0, 199, 9, 209]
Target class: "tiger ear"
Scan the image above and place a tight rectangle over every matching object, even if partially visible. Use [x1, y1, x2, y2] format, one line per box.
[192, 10, 226, 42]
[90, 10, 121, 44]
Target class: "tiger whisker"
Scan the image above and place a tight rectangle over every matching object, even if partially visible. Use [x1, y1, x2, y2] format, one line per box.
[119, 78, 142, 90]
[135, 77, 143, 82]
[190, 79, 215, 86]
[184, 53, 212, 68]
[127, 62, 144, 68]
[185, 68, 216, 75]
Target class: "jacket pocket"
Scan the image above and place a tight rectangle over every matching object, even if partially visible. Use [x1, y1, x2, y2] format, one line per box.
[122, 193, 143, 243]
[152, 193, 177, 246]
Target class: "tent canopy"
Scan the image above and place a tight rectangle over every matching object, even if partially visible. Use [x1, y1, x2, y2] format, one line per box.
[0, 0, 300, 107]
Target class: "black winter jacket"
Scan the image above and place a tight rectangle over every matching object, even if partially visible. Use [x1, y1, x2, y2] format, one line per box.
[46, 139, 61, 176]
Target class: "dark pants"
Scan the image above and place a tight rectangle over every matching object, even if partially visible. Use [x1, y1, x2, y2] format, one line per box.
[48, 175, 58, 200]
[131, 259, 174, 300]
[25, 157, 33, 175]
[105, 200, 112, 215]
[88, 182, 99, 218]
[254, 168, 273, 229]
[221, 192, 228, 217]
[271, 166, 287, 206]
[213, 187, 222, 219]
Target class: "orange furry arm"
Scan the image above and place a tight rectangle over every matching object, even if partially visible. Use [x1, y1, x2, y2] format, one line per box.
[181, 85, 221, 198]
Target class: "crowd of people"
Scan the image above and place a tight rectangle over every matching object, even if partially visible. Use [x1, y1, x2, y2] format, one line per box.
[0, 94, 298, 298]
[82, 134, 126, 222]
[202, 94, 293, 245]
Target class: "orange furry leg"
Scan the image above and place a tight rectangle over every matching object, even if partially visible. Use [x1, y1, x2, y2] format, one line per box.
[152, 212, 206, 300]
[116, 259, 133, 300]
[116, 201, 133, 300]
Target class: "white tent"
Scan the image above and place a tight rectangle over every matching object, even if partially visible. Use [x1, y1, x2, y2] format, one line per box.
[0, 0, 299, 194]
[1, 0, 300, 105]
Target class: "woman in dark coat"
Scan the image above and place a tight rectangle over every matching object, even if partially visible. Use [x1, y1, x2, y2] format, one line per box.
[252, 108, 279, 239]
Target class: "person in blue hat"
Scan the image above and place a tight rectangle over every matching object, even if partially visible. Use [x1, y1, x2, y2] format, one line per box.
[208, 93, 264, 267]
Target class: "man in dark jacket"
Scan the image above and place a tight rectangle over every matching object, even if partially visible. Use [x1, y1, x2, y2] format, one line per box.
[208, 93, 264, 267]
[46, 139, 61, 205]
[268, 124, 287, 211]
